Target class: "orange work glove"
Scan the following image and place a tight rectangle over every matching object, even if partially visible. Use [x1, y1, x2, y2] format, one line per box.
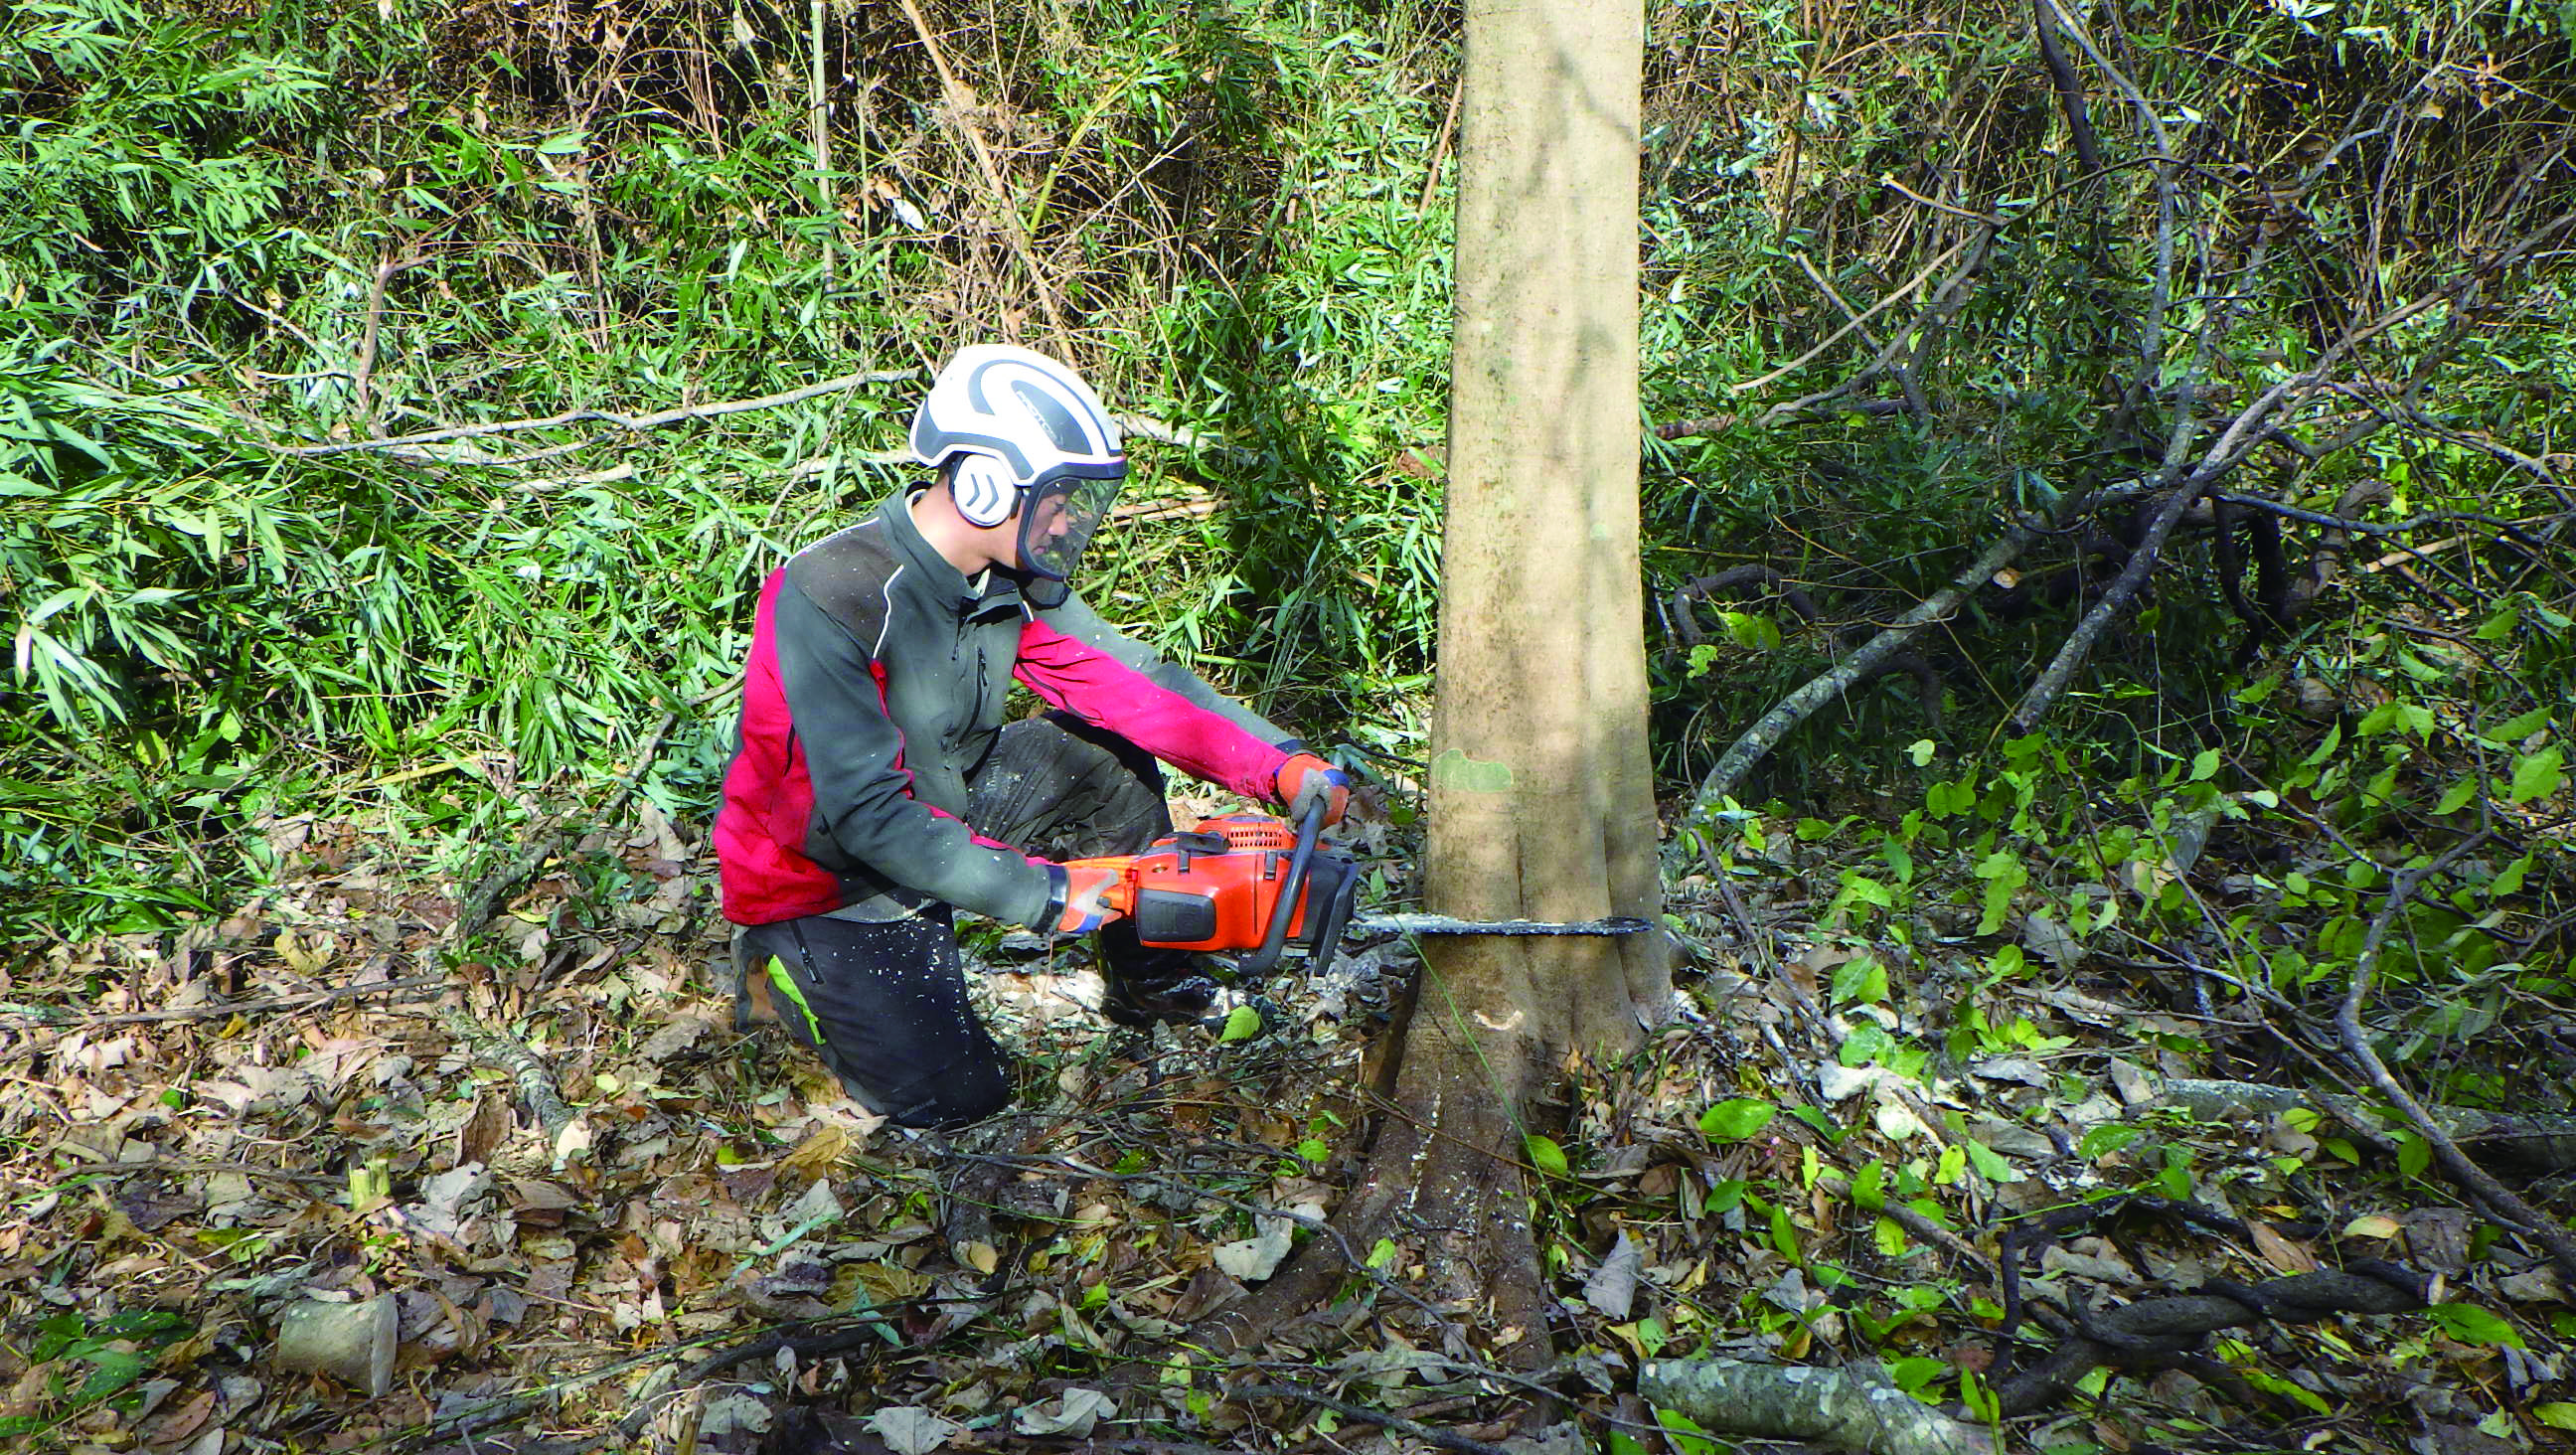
[1047, 864, 1126, 934]
[1275, 752, 1351, 827]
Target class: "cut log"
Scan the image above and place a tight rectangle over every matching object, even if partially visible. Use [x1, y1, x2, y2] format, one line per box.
[1640, 1359, 1992, 1455]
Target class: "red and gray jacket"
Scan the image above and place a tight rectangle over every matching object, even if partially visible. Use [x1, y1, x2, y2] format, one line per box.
[715, 491, 1295, 927]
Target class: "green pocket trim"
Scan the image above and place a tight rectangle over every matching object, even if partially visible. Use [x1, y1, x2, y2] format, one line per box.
[766, 955, 825, 1044]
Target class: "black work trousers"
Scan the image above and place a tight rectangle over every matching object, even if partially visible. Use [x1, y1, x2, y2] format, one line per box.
[735, 713, 1182, 1128]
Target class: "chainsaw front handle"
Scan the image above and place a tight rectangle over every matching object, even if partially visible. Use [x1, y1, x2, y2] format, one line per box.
[1235, 797, 1325, 979]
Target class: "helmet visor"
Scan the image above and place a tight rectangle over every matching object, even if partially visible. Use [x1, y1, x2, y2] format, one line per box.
[1016, 463, 1123, 581]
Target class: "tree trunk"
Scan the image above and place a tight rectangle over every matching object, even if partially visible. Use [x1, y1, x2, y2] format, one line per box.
[1410, 0, 1667, 1355]
[1173, 0, 1664, 1372]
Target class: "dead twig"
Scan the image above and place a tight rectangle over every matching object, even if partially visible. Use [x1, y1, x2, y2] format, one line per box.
[1652, 397, 1906, 439]
[265, 372, 919, 459]
[1994, 1263, 2432, 1415]
[891, 0, 1071, 348]
[0, 974, 446, 1039]
[1729, 235, 1976, 398]
[1235, 1383, 1514, 1455]
[37, 1154, 347, 1190]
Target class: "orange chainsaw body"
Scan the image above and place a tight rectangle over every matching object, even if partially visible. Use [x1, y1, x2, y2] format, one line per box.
[1066, 813, 1357, 964]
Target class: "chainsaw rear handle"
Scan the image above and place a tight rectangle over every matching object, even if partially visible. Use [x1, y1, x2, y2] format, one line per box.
[1235, 797, 1326, 979]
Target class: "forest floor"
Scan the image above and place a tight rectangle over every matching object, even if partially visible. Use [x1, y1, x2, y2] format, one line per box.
[2, 791, 2569, 1455]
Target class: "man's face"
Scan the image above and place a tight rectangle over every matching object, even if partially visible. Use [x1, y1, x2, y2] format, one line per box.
[1024, 487, 1074, 549]
[1010, 470, 1120, 581]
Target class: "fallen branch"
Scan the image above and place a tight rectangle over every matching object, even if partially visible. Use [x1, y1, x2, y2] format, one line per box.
[40, 1154, 347, 1190]
[452, 711, 678, 941]
[1640, 1359, 1991, 1455]
[2006, 210, 2576, 731]
[438, 1008, 576, 1141]
[2007, 225, 2270, 733]
[2333, 835, 2576, 1287]
[264, 372, 919, 459]
[1690, 478, 2156, 814]
[1992, 1263, 2430, 1415]
[1669, 566, 1947, 734]
[2154, 1076, 2576, 1171]
[614, 1321, 887, 1444]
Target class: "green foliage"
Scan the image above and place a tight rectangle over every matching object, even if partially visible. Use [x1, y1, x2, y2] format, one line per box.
[1640, 0, 2576, 794]
[0, 0, 1464, 941]
[7, 0, 2574, 965]
[0, 1307, 192, 1440]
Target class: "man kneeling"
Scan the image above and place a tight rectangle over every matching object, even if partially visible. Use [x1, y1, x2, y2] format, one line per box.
[712, 345, 1348, 1127]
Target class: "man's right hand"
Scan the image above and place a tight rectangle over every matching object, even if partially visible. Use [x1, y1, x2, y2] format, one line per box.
[1276, 751, 1351, 827]
[1048, 864, 1126, 934]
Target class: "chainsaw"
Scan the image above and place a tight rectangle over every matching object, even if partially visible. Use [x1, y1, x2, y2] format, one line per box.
[1063, 801, 1652, 977]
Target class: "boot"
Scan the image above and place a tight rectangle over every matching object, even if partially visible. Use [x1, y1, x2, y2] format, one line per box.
[729, 936, 803, 1042]
[730, 935, 769, 1032]
[1096, 920, 1220, 1028]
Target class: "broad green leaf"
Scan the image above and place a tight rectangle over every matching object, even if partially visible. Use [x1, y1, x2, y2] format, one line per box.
[2396, 1131, 2433, 1180]
[1524, 1135, 1568, 1178]
[2492, 855, 2532, 897]
[1832, 956, 1888, 1005]
[1962, 1138, 2020, 1183]
[2532, 1402, 2576, 1431]
[1698, 1098, 1777, 1142]
[1217, 1005, 1262, 1043]
[2491, 707, 2552, 741]
[1851, 1160, 1887, 1210]
[1907, 738, 1936, 766]
[1840, 873, 1894, 908]
[2189, 748, 2220, 781]
[2435, 777, 2479, 815]
[1654, 1408, 1720, 1455]
[1873, 1215, 1908, 1256]
[2428, 1302, 2524, 1349]
[1885, 1357, 1947, 1396]
[2507, 746, 2563, 804]
[2079, 1124, 2140, 1159]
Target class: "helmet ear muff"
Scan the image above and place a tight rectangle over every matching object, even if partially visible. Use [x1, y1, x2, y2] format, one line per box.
[950, 456, 1018, 528]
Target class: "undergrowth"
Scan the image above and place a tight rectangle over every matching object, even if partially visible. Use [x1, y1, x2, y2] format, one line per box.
[3, 0, 2572, 1024]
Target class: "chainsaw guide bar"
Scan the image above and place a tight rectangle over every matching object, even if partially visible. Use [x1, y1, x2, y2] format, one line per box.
[1348, 913, 1655, 937]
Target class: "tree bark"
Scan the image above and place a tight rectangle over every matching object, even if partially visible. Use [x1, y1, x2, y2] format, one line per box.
[1411, 0, 1668, 1355]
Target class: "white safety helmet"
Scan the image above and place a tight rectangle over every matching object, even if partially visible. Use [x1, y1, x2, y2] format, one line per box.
[909, 344, 1125, 582]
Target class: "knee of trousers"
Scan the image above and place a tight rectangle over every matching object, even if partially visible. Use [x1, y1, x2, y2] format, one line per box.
[870, 1055, 1015, 1129]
